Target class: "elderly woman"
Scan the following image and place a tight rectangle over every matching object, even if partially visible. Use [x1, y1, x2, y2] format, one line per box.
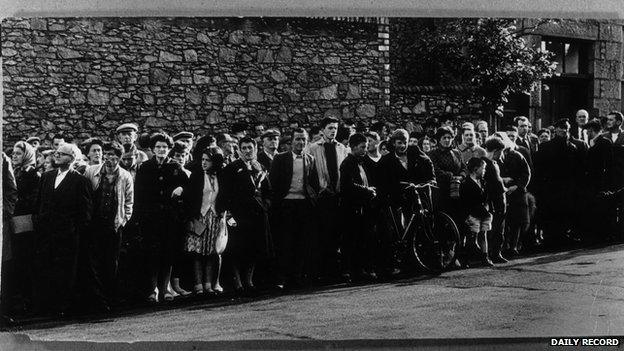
[183, 146, 226, 295]
[9, 141, 41, 314]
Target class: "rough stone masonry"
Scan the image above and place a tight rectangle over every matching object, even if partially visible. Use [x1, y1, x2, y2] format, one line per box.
[1, 17, 385, 145]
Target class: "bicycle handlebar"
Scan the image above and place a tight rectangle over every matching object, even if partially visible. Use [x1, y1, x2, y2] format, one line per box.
[399, 182, 438, 190]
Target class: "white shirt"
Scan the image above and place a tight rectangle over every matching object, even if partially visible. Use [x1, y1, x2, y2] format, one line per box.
[358, 164, 369, 187]
[612, 132, 619, 143]
[285, 153, 305, 199]
[55, 169, 70, 189]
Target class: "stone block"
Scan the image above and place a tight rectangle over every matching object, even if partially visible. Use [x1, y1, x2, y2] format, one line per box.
[323, 109, 341, 119]
[30, 18, 47, 30]
[86, 74, 102, 84]
[225, 93, 245, 104]
[206, 92, 221, 104]
[145, 116, 169, 127]
[605, 42, 622, 61]
[600, 23, 623, 42]
[247, 85, 264, 103]
[2, 48, 17, 57]
[87, 89, 110, 105]
[183, 49, 198, 62]
[48, 87, 59, 96]
[257, 49, 274, 63]
[323, 56, 341, 65]
[186, 89, 202, 105]
[267, 33, 282, 45]
[151, 68, 170, 85]
[270, 69, 288, 82]
[413, 100, 427, 114]
[58, 48, 83, 59]
[205, 110, 224, 124]
[218, 48, 236, 63]
[245, 35, 262, 45]
[346, 84, 361, 99]
[593, 60, 623, 79]
[319, 84, 338, 100]
[229, 30, 245, 45]
[197, 32, 210, 44]
[356, 104, 376, 118]
[193, 74, 211, 84]
[284, 88, 301, 102]
[275, 46, 292, 63]
[159, 50, 182, 62]
[144, 55, 158, 62]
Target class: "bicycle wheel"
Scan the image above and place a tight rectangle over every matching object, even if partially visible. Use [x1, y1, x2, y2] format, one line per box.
[410, 211, 460, 273]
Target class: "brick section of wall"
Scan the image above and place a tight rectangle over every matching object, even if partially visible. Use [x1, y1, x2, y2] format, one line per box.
[1, 17, 384, 144]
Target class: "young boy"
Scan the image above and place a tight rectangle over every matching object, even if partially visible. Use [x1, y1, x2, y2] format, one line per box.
[460, 157, 494, 266]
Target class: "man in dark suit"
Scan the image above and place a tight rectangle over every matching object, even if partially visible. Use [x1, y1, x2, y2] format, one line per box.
[515, 116, 539, 155]
[219, 137, 273, 292]
[571, 109, 590, 144]
[257, 129, 280, 172]
[533, 119, 585, 247]
[603, 111, 624, 241]
[134, 133, 187, 303]
[583, 119, 616, 243]
[339, 133, 378, 281]
[33, 143, 92, 316]
[269, 128, 320, 288]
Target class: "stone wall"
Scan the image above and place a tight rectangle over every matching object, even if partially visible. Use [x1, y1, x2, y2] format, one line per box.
[390, 89, 482, 125]
[1, 17, 384, 145]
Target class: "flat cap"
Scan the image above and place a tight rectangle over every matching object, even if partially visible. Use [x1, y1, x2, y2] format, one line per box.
[116, 123, 139, 133]
[261, 129, 281, 139]
[173, 131, 194, 141]
[26, 136, 41, 143]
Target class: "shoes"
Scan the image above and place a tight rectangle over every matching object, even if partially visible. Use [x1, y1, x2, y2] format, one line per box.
[492, 253, 508, 263]
[482, 257, 495, 267]
[213, 284, 224, 294]
[174, 287, 191, 297]
[203, 283, 214, 294]
[193, 284, 204, 295]
[162, 292, 174, 302]
[147, 292, 158, 303]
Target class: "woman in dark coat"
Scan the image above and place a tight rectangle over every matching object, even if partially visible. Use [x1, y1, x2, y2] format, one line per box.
[10, 141, 41, 313]
[428, 127, 466, 221]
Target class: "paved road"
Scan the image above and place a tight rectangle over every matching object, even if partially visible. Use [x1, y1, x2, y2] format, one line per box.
[10, 244, 624, 342]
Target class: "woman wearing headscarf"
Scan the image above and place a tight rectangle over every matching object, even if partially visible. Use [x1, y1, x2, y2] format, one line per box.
[10, 141, 41, 314]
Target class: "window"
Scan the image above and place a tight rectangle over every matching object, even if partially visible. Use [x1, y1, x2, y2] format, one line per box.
[541, 39, 590, 75]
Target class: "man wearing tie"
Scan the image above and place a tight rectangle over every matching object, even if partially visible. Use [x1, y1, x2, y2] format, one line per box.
[515, 116, 539, 155]
[33, 143, 92, 316]
[270, 128, 320, 289]
[306, 117, 349, 282]
[572, 109, 590, 144]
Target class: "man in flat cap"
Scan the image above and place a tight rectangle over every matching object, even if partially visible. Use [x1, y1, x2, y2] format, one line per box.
[173, 131, 195, 166]
[26, 136, 41, 150]
[257, 129, 280, 171]
[116, 123, 148, 165]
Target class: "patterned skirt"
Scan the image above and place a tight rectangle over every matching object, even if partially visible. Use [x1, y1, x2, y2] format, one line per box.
[184, 209, 222, 256]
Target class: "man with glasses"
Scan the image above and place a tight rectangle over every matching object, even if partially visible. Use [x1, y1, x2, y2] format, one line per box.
[83, 142, 134, 312]
[33, 143, 92, 317]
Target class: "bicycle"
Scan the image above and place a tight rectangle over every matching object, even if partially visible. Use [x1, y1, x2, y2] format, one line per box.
[386, 182, 461, 274]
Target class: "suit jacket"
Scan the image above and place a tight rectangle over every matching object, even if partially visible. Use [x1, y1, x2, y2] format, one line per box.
[459, 176, 490, 219]
[377, 146, 436, 205]
[586, 135, 614, 192]
[516, 133, 539, 154]
[257, 149, 275, 172]
[339, 154, 376, 208]
[602, 130, 624, 187]
[269, 151, 320, 205]
[219, 158, 271, 219]
[34, 169, 92, 257]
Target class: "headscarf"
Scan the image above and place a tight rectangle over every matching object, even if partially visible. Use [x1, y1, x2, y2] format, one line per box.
[13, 141, 36, 172]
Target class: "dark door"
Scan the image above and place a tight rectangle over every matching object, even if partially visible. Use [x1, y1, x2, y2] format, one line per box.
[541, 78, 590, 128]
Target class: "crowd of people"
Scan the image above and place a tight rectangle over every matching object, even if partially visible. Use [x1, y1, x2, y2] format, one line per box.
[1, 108, 623, 320]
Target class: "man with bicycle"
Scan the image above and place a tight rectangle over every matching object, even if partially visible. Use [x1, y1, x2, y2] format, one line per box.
[376, 129, 436, 277]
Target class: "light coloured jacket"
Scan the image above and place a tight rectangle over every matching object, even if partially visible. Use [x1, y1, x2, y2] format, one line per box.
[84, 164, 134, 230]
[305, 138, 349, 193]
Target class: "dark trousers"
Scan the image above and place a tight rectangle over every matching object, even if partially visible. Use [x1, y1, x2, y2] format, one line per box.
[488, 196, 506, 255]
[274, 199, 316, 285]
[341, 206, 375, 276]
[314, 195, 341, 278]
[9, 231, 36, 312]
[33, 226, 81, 315]
[86, 221, 122, 308]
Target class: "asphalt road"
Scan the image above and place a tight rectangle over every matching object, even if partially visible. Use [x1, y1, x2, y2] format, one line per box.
[8, 244, 624, 342]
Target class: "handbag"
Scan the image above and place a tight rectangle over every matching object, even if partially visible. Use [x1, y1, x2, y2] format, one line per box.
[12, 214, 33, 234]
[215, 215, 229, 255]
[185, 217, 207, 236]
